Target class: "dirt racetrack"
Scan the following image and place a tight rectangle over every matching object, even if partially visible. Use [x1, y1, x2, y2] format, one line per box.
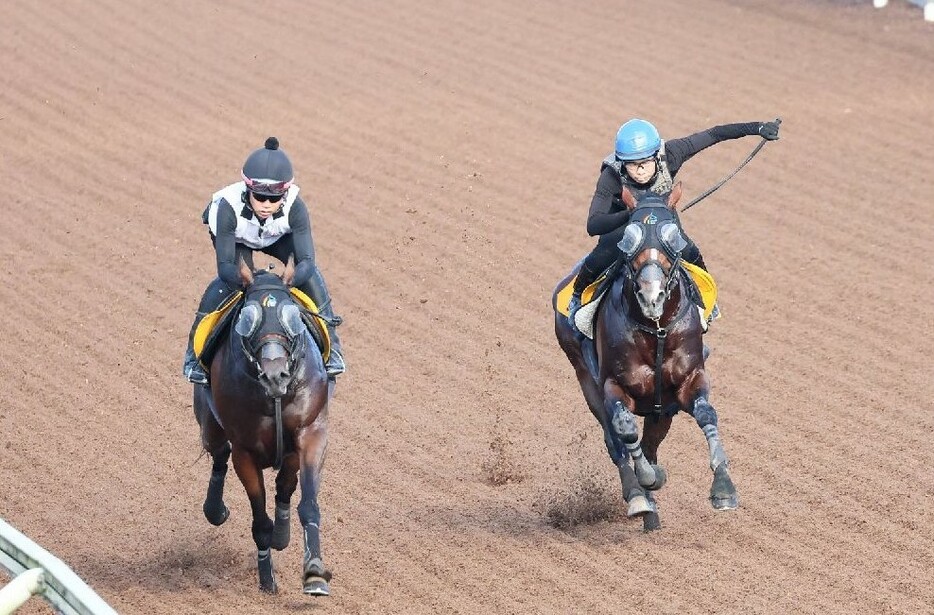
[2, 0, 933, 613]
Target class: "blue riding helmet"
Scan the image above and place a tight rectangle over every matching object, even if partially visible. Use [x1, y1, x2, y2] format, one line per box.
[615, 119, 662, 161]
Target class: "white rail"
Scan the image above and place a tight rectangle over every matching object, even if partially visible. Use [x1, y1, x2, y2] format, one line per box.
[873, 0, 934, 20]
[0, 518, 118, 615]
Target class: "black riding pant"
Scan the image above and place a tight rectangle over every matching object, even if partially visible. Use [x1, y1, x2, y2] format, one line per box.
[572, 227, 705, 295]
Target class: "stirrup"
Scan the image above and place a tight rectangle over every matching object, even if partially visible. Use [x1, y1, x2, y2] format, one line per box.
[697, 306, 709, 333]
[567, 294, 582, 331]
[709, 304, 721, 321]
[185, 365, 209, 385]
[325, 349, 345, 377]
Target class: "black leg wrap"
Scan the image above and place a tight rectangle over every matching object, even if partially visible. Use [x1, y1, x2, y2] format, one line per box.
[610, 402, 639, 445]
[693, 398, 718, 428]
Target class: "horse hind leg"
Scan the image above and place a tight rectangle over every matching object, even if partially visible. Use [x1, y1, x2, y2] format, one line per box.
[204, 442, 231, 526]
[297, 414, 331, 596]
[692, 397, 739, 510]
[618, 462, 653, 519]
[197, 390, 231, 527]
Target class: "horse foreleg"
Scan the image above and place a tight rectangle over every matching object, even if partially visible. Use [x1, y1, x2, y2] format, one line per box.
[271, 454, 300, 551]
[603, 380, 657, 518]
[231, 447, 277, 594]
[604, 381, 660, 491]
[690, 395, 738, 511]
[296, 411, 331, 596]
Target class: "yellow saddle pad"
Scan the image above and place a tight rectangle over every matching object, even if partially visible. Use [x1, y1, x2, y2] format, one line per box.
[289, 288, 332, 361]
[192, 289, 331, 366]
[193, 291, 243, 359]
[555, 274, 607, 317]
[556, 264, 718, 321]
[681, 261, 719, 322]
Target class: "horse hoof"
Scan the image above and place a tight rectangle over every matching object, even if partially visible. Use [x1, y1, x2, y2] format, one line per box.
[642, 512, 661, 532]
[644, 464, 667, 491]
[627, 495, 653, 517]
[203, 504, 229, 527]
[710, 494, 739, 510]
[303, 577, 331, 596]
[270, 531, 289, 551]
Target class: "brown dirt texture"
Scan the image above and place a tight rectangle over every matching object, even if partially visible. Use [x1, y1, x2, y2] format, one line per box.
[2, 0, 933, 613]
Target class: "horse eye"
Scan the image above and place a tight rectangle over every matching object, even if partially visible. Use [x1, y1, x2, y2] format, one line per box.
[278, 304, 304, 338]
[235, 302, 262, 337]
[617, 224, 644, 255]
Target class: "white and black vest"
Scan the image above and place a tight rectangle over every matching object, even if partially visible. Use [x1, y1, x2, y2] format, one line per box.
[206, 181, 301, 249]
[602, 141, 674, 196]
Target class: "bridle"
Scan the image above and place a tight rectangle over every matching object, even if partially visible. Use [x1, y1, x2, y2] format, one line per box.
[237, 282, 307, 384]
[620, 214, 694, 411]
[234, 280, 309, 471]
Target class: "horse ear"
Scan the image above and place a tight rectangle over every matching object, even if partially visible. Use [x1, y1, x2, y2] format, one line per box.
[668, 182, 683, 209]
[238, 257, 253, 287]
[282, 255, 296, 286]
[621, 187, 638, 211]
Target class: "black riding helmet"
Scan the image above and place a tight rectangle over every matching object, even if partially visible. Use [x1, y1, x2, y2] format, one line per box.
[241, 137, 294, 196]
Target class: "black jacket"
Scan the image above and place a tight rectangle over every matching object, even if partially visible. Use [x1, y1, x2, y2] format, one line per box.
[586, 122, 761, 236]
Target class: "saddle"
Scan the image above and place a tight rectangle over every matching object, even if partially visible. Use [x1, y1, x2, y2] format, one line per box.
[557, 262, 718, 340]
[193, 290, 331, 370]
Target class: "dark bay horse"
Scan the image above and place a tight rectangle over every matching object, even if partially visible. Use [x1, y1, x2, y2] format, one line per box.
[553, 183, 738, 531]
[193, 259, 333, 595]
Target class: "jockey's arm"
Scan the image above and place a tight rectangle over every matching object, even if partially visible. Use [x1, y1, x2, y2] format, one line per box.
[665, 122, 761, 173]
[586, 167, 631, 236]
[287, 197, 316, 288]
[213, 204, 242, 286]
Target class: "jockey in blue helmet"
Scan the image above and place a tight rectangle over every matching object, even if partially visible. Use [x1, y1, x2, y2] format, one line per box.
[182, 137, 346, 384]
[566, 117, 781, 331]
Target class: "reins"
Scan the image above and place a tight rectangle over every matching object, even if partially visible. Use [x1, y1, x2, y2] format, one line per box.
[629, 265, 693, 411]
[235, 285, 310, 472]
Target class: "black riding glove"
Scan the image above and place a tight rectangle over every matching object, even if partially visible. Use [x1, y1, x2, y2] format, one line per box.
[758, 120, 781, 141]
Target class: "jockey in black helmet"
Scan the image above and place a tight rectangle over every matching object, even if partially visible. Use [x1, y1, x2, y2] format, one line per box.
[567, 118, 781, 332]
[182, 136, 346, 383]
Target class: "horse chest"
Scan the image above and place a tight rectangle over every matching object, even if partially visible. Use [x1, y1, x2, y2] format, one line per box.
[617, 356, 686, 399]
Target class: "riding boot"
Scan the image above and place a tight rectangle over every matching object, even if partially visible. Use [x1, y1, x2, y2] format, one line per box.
[182, 311, 210, 384]
[299, 268, 345, 378]
[182, 278, 239, 384]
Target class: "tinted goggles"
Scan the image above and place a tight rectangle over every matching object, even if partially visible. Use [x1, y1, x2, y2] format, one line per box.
[242, 173, 292, 197]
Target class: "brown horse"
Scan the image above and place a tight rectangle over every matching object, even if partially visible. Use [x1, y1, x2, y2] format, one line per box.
[553, 183, 738, 531]
[194, 259, 333, 595]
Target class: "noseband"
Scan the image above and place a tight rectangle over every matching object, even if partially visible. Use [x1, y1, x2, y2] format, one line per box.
[630, 252, 682, 312]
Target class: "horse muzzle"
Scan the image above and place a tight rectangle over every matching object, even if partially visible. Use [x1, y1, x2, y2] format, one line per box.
[257, 341, 294, 397]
